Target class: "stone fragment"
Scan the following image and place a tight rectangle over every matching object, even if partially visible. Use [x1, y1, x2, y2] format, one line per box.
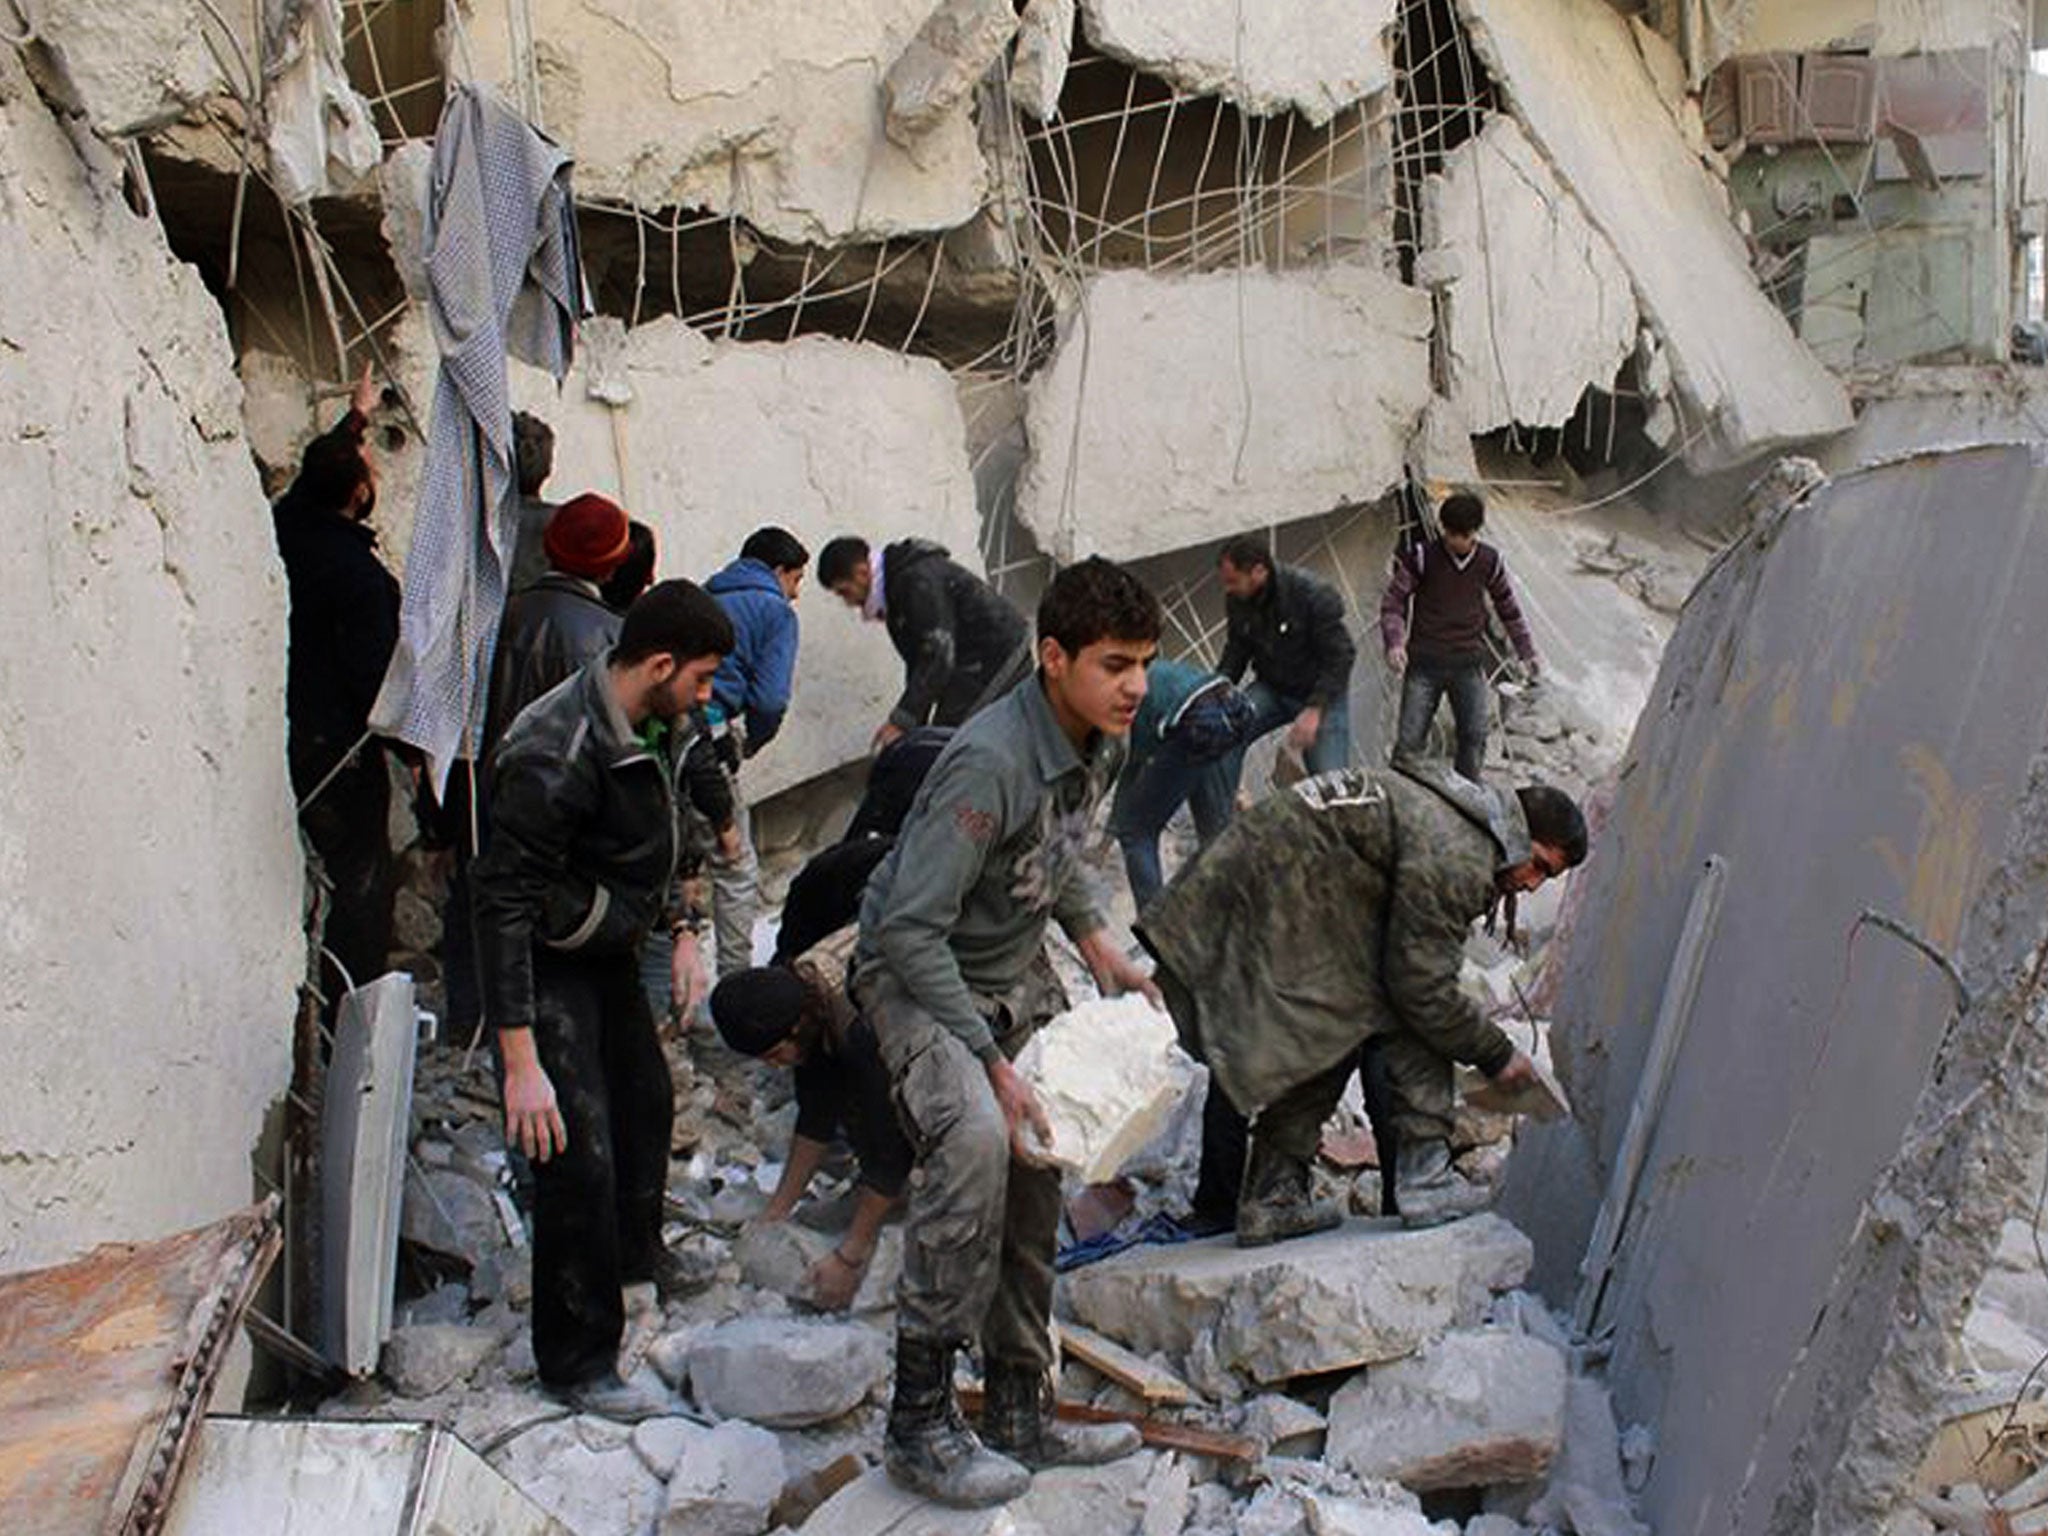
[647, 1326, 708, 1390]
[1466, 1516, 1532, 1536]
[631, 1416, 699, 1479]
[688, 1318, 890, 1427]
[1521, 1375, 1649, 1536]
[1014, 996, 1197, 1182]
[1239, 1393, 1328, 1458]
[1457, 0, 1850, 468]
[662, 1420, 787, 1536]
[1421, 116, 1636, 435]
[1011, 0, 1076, 120]
[1327, 1329, 1567, 1491]
[379, 1323, 499, 1398]
[489, 1417, 666, 1536]
[1019, 268, 1431, 563]
[735, 1220, 904, 1311]
[802, 1454, 1166, 1534]
[885, 0, 1019, 145]
[1079, 0, 1396, 125]
[1063, 1216, 1533, 1384]
[24, 0, 241, 134]
[400, 1164, 501, 1268]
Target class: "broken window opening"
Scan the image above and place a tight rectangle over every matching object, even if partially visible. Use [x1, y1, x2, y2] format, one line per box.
[1390, 0, 1497, 285]
[1017, 45, 1393, 280]
[339, 0, 444, 144]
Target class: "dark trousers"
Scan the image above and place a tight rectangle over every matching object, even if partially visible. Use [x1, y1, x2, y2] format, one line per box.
[527, 947, 674, 1390]
[1109, 738, 1235, 912]
[1395, 657, 1491, 782]
[297, 752, 395, 1019]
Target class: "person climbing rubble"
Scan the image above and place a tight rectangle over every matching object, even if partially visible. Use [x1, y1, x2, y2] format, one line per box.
[1109, 655, 1259, 912]
[1213, 535, 1359, 795]
[709, 925, 911, 1311]
[701, 526, 809, 984]
[471, 580, 734, 1421]
[273, 360, 404, 1026]
[1139, 761, 1586, 1241]
[816, 534, 1032, 752]
[852, 558, 1161, 1508]
[1380, 490, 1539, 783]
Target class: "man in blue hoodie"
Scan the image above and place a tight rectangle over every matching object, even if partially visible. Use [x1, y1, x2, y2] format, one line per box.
[702, 527, 809, 982]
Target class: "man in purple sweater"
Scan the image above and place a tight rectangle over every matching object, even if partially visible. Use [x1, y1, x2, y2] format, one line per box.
[1379, 492, 1538, 783]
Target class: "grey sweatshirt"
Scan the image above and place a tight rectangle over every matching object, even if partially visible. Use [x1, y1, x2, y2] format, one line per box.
[855, 675, 1122, 1059]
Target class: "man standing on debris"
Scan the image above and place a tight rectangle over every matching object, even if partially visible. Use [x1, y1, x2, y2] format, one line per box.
[473, 580, 735, 1420]
[1214, 535, 1358, 794]
[1140, 762, 1585, 1239]
[816, 534, 1031, 751]
[710, 925, 911, 1311]
[856, 558, 1160, 1508]
[701, 526, 809, 983]
[1380, 491, 1539, 783]
[273, 362, 403, 1020]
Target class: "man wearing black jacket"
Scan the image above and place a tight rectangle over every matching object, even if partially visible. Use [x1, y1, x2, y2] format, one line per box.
[1213, 535, 1357, 794]
[473, 580, 733, 1420]
[816, 536, 1030, 751]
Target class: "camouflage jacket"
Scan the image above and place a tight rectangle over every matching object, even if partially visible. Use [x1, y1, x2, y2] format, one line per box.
[1140, 763, 1525, 1116]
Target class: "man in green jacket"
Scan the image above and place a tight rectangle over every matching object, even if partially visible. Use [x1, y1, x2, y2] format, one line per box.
[1141, 763, 1586, 1240]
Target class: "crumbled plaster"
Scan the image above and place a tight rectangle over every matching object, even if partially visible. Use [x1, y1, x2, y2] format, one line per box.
[1459, 0, 1851, 470]
[1079, 0, 1398, 126]
[883, 0, 1016, 147]
[19, 0, 242, 135]
[455, 0, 990, 245]
[0, 46, 301, 1269]
[1011, 0, 1076, 123]
[1421, 114, 1637, 435]
[1017, 266, 1432, 563]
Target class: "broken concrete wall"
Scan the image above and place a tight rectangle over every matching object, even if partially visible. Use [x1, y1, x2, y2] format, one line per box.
[454, 0, 991, 244]
[1498, 446, 2048, 1535]
[1459, 0, 1852, 470]
[20, 0, 244, 135]
[1016, 267, 1431, 563]
[1421, 115, 1638, 435]
[1078, 0, 1397, 126]
[1713, 0, 2027, 57]
[0, 46, 302, 1269]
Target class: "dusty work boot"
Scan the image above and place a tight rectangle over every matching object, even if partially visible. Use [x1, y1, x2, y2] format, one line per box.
[1394, 1139, 1494, 1229]
[1235, 1138, 1343, 1248]
[884, 1337, 1031, 1508]
[982, 1359, 1142, 1469]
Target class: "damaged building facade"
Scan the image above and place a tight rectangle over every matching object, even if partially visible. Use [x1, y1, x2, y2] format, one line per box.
[8, 0, 2048, 1532]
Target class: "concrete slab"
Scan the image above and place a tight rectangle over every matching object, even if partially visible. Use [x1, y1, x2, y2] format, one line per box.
[1014, 995, 1198, 1182]
[1060, 1215, 1533, 1385]
[1017, 268, 1431, 563]
[1457, 0, 1851, 469]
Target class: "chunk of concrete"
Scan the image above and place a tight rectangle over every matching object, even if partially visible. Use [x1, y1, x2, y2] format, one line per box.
[802, 1453, 1168, 1534]
[688, 1318, 890, 1427]
[1079, 0, 1397, 125]
[400, 1164, 502, 1268]
[1521, 1375, 1648, 1536]
[1422, 116, 1636, 435]
[885, 0, 1018, 145]
[23, 0, 242, 134]
[1239, 1393, 1329, 1458]
[1011, 0, 1077, 121]
[1019, 268, 1432, 563]
[490, 1417, 667, 1536]
[1062, 1216, 1534, 1385]
[1456, 0, 1850, 469]
[456, 0, 988, 243]
[1014, 995, 1198, 1182]
[1327, 1328, 1567, 1491]
[734, 1220, 903, 1312]
[662, 1420, 787, 1536]
[379, 1323, 499, 1398]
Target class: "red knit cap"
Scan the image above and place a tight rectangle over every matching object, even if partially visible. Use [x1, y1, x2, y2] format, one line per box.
[544, 493, 633, 580]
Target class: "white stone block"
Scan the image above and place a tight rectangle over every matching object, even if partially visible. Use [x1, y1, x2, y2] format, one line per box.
[733, 1219, 904, 1312]
[1019, 268, 1432, 563]
[802, 1455, 1167, 1535]
[688, 1317, 890, 1427]
[25, 0, 242, 134]
[1457, 0, 1850, 469]
[1080, 0, 1397, 125]
[1327, 1328, 1567, 1491]
[1062, 1216, 1534, 1385]
[885, 0, 1018, 145]
[1422, 116, 1637, 435]
[379, 1323, 499, 1398]
[0, 45, 302, 1271]
[491, 1418, 667, 1536]
[457, 0, 989, 244]
[1014, 995, 1198, 1182]
[1012, 0, 1078, 121]
[661, 1419, 786, 1536]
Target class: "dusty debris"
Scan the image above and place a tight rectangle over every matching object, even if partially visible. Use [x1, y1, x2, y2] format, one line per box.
[688, 1317, 891, 1427]
[1015, 994, 1198, 1182]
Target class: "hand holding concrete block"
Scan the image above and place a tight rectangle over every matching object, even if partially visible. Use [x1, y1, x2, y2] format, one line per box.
[1012, 995, 1198, 1182]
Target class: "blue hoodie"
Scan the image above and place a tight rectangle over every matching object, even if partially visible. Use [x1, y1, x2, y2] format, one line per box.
[705, 557, 799, 751]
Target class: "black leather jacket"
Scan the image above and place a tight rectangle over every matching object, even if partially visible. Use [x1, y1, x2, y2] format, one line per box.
[483, 571, 621, 757]
[881, 539, 1030, 730]
[1217, 562, 1357, 709]
[474, 657, 717, 1027]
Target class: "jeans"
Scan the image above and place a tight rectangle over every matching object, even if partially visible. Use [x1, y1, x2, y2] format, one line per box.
[1110, 740, 1235, 912]
[1395, 658, 1490, 782]
[709, 796, 759, 983]
[1219, 682, 1353, 800]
